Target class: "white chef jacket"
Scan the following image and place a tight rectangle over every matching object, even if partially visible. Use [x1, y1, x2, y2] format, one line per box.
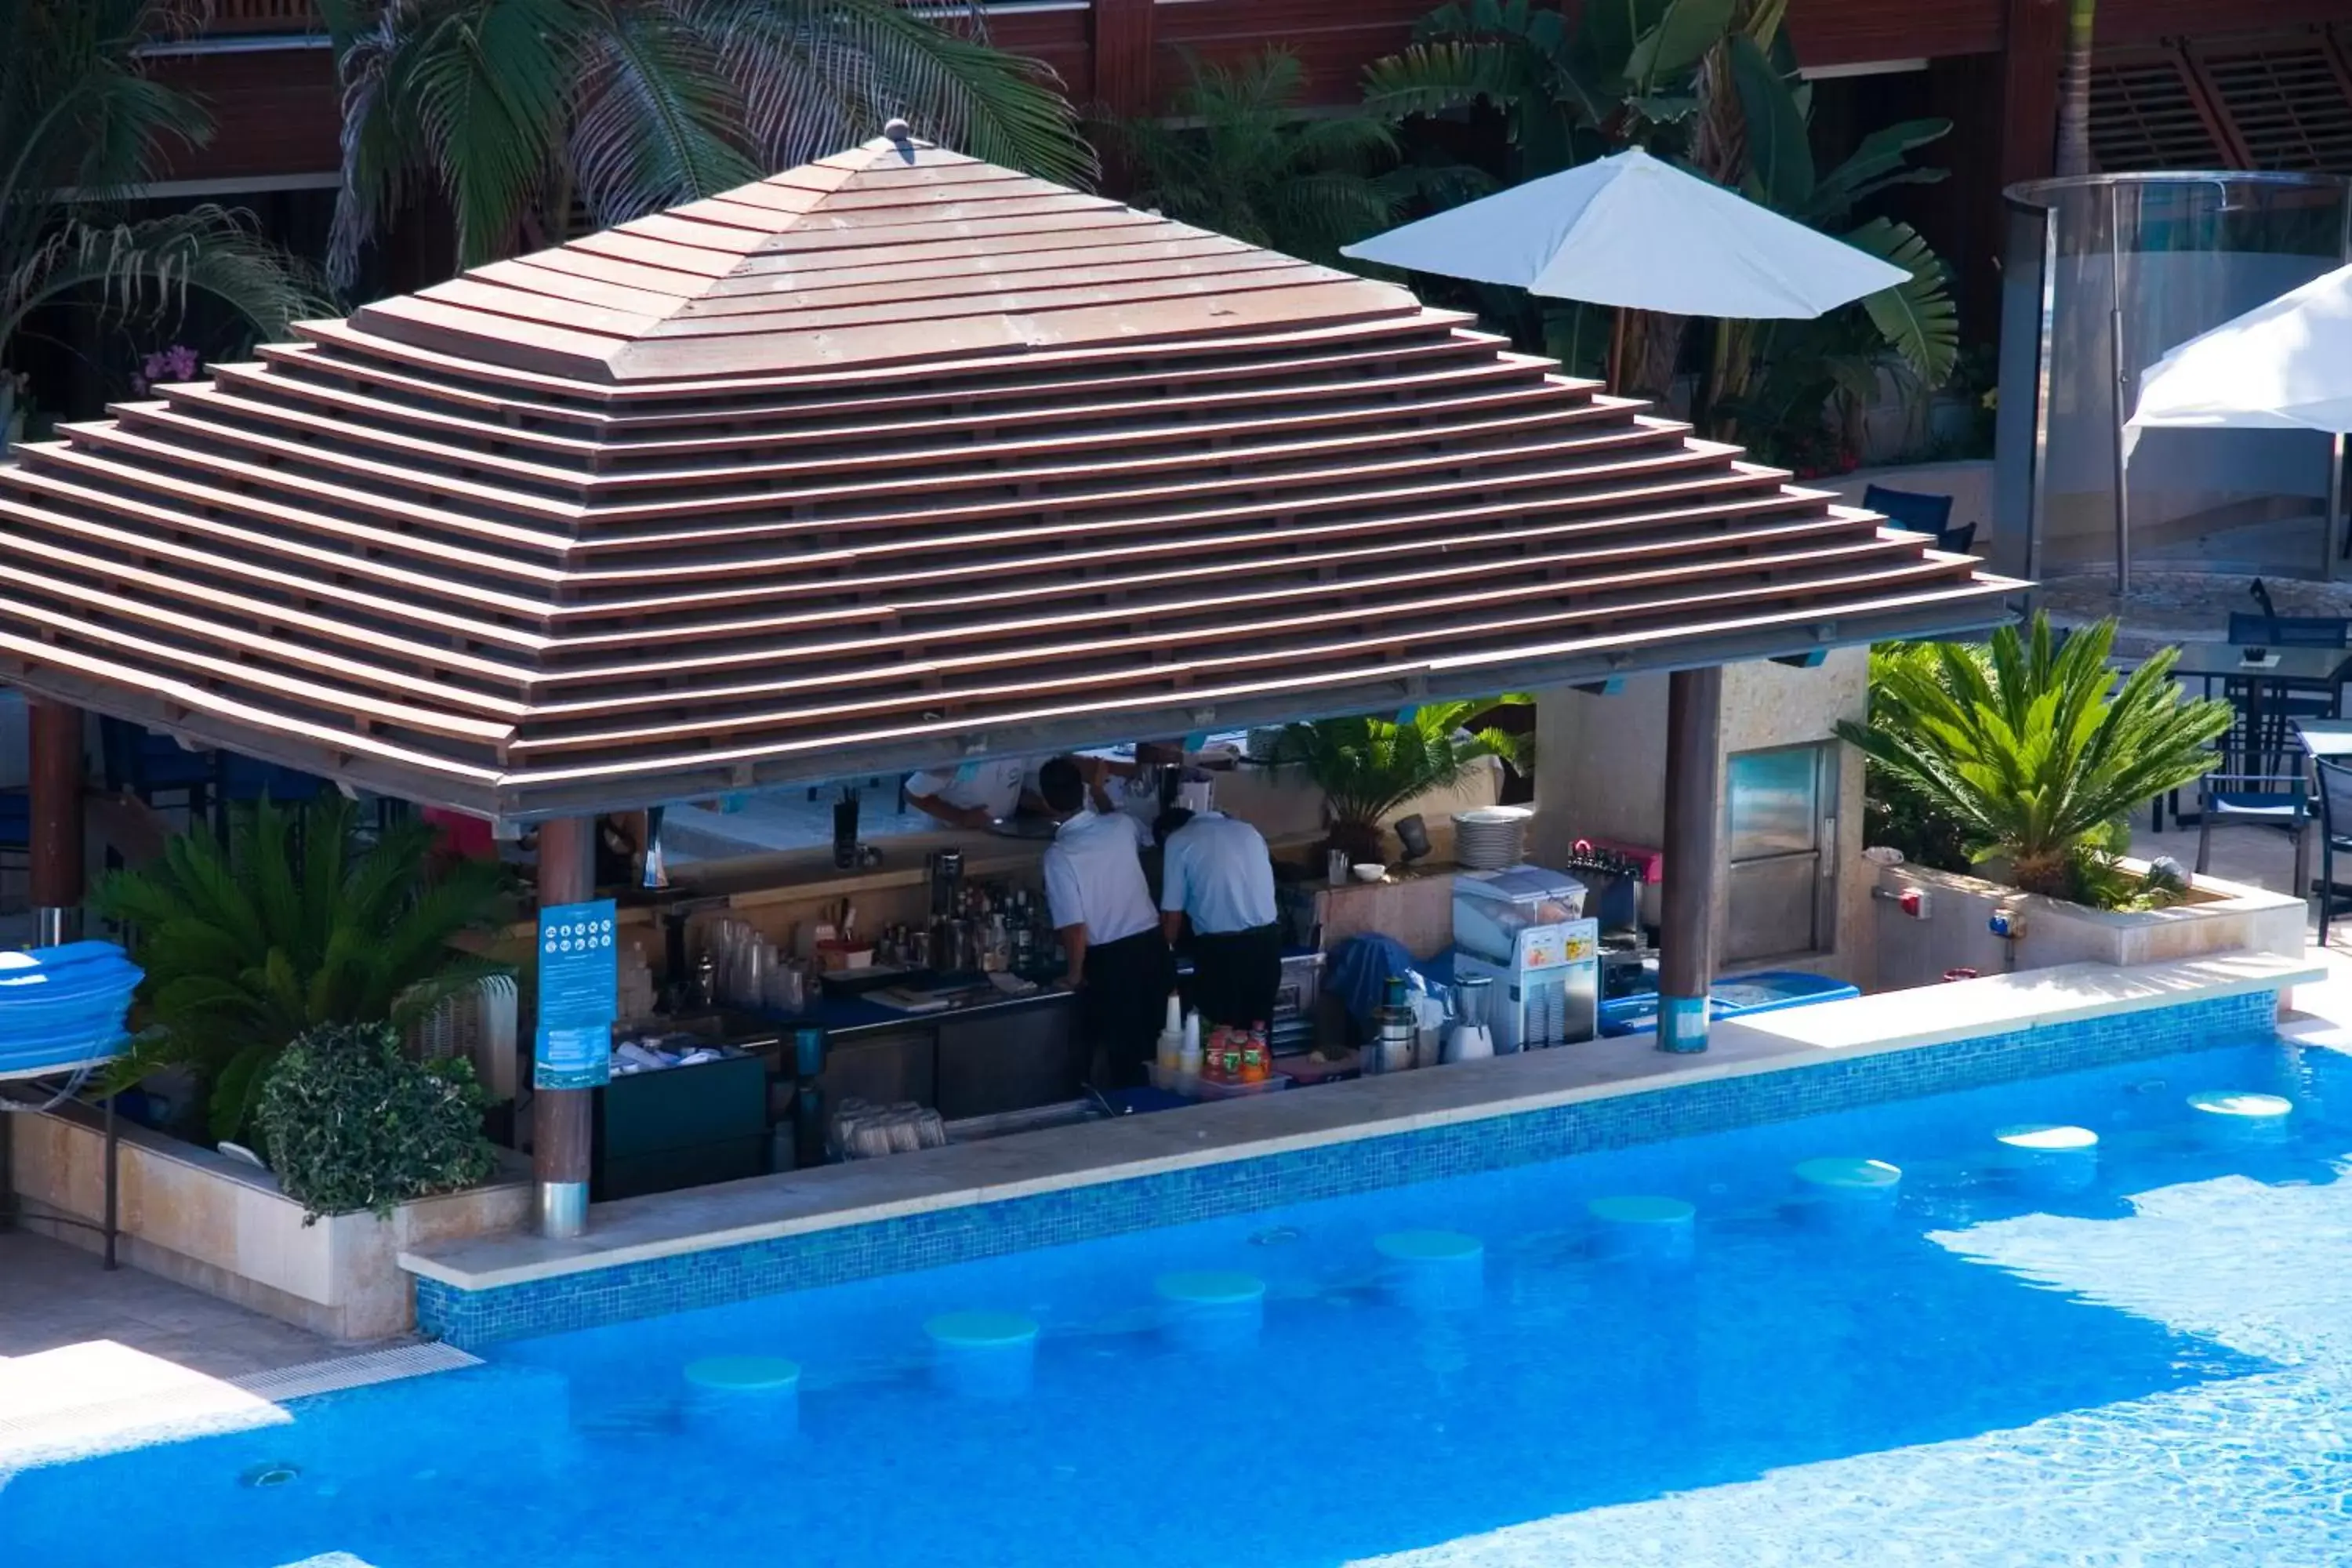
[1160, 811, 1278, 934]
[1042, 808, 1158, 945]
[904, 759, 1031, 822]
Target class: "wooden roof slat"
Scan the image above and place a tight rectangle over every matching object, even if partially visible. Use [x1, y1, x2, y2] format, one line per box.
[541, 481, 1820, 640]
[66, 408, 589, 524]
[504, 553, 1973, 756]
[224, 349, 1555, 466]
[521, 522, 1897, 702]
[559, 414, 1715, 535]
[0, 542, 533, 715]
[639, 260, 1344, 341]
[292, 305, 1482, 408]
[146, 384, 596, 492]
[264, 322, 1511, 435]
[191, 370, 1590, 498]
[667, 246, 1301, 322]
[7, 445, 576, 585]
[0, 583, 517, 743]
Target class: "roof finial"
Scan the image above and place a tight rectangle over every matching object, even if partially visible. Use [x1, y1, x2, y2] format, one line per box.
[884, 117, 912, 144]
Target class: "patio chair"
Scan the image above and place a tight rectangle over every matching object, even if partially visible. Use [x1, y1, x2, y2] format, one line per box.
[1863, 484, 1974, 554]
[2196, 768, 2310, 900]
[2318, 758, 2352, 946]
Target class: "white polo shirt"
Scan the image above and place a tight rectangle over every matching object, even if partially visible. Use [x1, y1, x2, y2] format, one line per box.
[1160, 811, 1278, 934]
[1042, 808, 1158, 945]
[905, 759, 1030, 822]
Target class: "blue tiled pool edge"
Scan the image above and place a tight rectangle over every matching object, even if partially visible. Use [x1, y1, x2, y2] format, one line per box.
[416, 989, 2279, 1348]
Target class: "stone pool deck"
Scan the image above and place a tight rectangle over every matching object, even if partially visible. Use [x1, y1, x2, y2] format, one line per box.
[404, 951, 2318, 1317]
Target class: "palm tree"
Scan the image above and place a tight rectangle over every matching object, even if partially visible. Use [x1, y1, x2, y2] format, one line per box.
[2053, 0, 2097, 177]
[318, 0, 1094, 288]
[0, 0, 332, 451]
[96, 795, 514, 1141]
[1274, 697, 1533, 862]
[1106, 49, 1426, 266]
[1835, 616, 2230, 904]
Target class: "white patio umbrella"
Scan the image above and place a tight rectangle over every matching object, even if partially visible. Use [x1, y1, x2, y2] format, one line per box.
[2128, 260, 2352, 438]
[2125, 260, 2352, 579]
[1340, 147, 1909, 321]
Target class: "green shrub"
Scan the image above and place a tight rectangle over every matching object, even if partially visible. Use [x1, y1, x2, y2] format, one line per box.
[254, 1021, 497, 1221]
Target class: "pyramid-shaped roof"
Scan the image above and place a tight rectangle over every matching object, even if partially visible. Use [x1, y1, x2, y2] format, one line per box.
[355, 136, 1420, 383]
[0, 137, 2018, 819]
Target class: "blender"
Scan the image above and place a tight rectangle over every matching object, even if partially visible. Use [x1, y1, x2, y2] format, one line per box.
[1444, 975, 1496, 1064]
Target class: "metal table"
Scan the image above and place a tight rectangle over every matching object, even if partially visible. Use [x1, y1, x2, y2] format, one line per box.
[2296, 717, 2352, 762]
[0, 1054, 121, 1269]
[2169, 642, 2352, 778]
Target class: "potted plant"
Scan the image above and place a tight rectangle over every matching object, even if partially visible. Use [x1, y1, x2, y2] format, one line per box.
[1273, 697, 1532, 863]
[96, 795, 513, 1141]
[1836, 614, 2230, 906]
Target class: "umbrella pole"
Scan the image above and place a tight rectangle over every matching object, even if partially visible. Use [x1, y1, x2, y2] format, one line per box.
[1606, 307, 1630, 391]
[2328, 432, 2347, 583]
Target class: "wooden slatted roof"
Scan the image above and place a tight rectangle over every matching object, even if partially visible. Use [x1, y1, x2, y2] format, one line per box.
[0, 134, 2020, 819]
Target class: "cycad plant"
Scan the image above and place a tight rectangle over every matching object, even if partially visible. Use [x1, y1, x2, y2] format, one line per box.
[1106, 49, 1429, 265]
[95, 796, 514, 1141]
[318, 0, 1094, 287]
[1275, 697, 1532, 862]
[1, 1, 332, 449]
[1835, 615, 2231, 905]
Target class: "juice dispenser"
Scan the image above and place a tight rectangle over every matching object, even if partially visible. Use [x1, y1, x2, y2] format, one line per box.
[1450, 866, 1600, 1051]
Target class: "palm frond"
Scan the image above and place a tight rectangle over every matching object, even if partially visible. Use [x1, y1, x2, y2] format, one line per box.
[568, 0, 761, 227]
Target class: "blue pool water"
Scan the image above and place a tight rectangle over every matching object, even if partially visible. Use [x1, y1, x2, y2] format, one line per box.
[9, 1037, 2352, 1566]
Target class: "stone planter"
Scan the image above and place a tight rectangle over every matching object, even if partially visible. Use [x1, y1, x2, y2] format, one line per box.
[1867, 858, 2306, 993]
[6, 1102, 528, 1341]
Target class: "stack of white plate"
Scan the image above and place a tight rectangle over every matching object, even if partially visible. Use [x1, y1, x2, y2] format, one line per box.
[1452, 806, 1534, 869]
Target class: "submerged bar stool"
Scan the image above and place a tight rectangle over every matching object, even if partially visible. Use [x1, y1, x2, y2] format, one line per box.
[682, 1355, 801, 1442]
[1792, 1156, 1902, 1225]
[1586, 1196, 1697, 1262]
[1155, 1270, 1267, 1353]
[1375, 1229, 1485, 1310]
[1993, 1123, 2100, 1192]
[925, 1310, 1040, 1397]
[2187, 1090, 2294, 1145]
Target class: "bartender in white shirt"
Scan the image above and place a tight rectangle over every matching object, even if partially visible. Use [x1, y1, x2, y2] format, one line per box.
[1157, 807, 1281, 1029]
[1038, 756, 1174, 1087]
[903, 757, 1039, 830]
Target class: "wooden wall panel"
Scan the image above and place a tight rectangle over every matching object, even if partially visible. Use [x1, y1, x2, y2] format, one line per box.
[989, 7, 1095, 103]
[2096, 1, 2352, 49]
[1783, 0, 2003, 67]
[149, 50, 341, 184]
[1153, 0, 1429, 107]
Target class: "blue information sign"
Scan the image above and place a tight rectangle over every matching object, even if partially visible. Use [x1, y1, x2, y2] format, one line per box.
[534, 898, 618, 1090]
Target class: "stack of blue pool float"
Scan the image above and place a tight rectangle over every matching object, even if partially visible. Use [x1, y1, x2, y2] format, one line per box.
[0, 942, 143, 1079]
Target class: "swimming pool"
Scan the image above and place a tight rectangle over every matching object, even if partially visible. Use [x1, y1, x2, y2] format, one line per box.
[8, 1035, 2351, 1566]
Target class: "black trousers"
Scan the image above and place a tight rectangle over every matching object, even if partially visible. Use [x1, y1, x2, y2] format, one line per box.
[1079, 928, 1175, 1087]
[1189, 924, 1283, 1029]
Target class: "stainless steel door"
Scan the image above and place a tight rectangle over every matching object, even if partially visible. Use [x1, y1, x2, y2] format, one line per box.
[1725, 744, 1838, 964]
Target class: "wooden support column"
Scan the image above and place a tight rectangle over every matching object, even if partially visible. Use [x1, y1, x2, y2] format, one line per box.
[1657, 667, 1722, 1054]
[28, 699, 84, 947]
[532, 815, 595, 1240]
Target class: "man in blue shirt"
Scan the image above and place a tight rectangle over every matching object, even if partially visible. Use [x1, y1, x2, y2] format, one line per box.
[1158, 807, 1280, 1031]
